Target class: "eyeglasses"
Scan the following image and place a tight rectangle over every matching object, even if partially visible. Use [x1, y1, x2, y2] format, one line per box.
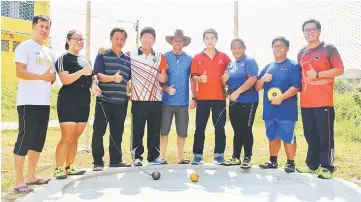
[303, 27, 318, 33]
[70, 38, 85, 43]
[273, 44, 286, 50]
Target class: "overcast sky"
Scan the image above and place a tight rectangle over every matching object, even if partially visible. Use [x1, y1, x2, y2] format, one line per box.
[50, 0, 361, 71]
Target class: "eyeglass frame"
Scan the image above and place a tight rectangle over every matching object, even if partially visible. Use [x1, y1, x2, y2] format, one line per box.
[303, 27, 319, 34]
[70, 38, 85, 43]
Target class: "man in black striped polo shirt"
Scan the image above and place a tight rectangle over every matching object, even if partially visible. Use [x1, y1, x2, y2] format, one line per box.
[92, 28, 131, 171]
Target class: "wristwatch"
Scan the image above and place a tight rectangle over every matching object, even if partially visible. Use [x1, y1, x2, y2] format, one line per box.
[316, 72, 320, 78]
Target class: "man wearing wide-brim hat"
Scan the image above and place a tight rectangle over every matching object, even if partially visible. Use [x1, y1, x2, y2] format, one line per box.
[160, 29, 195, 164]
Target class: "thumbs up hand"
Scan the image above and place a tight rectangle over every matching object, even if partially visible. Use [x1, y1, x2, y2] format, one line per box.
[42, 67, 56, 82]
[201, 70, 208, 83]
[222, 71, 229, 83]
[167, 84, 176, 95]
[113, 70, 123, 83]
[158, 69, 167, 83]
[81, 65, 93, 76]
[306, 67, 317, 80]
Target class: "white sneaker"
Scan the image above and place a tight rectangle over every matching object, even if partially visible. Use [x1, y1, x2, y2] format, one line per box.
[133, 159, 142, 166]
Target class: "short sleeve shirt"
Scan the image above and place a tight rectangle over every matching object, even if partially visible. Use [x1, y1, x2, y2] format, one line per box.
[298, 42, 344, 107]
[258, 59, 301, 121]
[14, 39, 56, 106]
[190, 50, 231, 100]
[128, 48, 168, 101]
[227, 55, 259, 103]
[162, 51, 193, 106]
[55, 53, 94, 105]
[93, 50, 131, 104]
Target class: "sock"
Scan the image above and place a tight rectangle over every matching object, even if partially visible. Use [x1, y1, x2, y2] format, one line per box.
[270, 156, 278, 163]
[287, 159, 295, 165]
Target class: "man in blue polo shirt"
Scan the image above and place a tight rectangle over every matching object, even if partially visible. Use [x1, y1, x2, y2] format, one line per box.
[256, 36, 301, 173]
[160, 30, 195, 164]
[92, 28, 131, 171]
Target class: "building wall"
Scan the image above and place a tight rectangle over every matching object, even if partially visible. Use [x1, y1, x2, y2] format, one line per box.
[1, 1, 50, 85]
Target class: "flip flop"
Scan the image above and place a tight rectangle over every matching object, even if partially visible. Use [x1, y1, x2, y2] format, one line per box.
[14, 185, 34, 194]
[26, 178, 51, 185]
[178, 159, 190, 164]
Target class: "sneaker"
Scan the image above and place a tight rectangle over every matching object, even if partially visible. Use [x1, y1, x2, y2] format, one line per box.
[259, 161, 278, 169]
[54, 166, 67, 180]
[66, 164, 86, 175]
[296, 166, 320, 174]
[213, 155, 226, 165]
[318, 167, 333, 179]
[240, 157, 252, 169]
[148, 158, 167, 165]
[93, 165, 104, 171]
[285, 163, 295, 173]
[160, 158, 168, 164]
[223, 157, 241, 166]
[191, 155, 203, 165]
[133, 159, 142, 166]
[109, 162, 131, 167]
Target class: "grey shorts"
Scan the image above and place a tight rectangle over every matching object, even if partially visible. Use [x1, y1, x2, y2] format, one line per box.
[161, 105, 189, 137]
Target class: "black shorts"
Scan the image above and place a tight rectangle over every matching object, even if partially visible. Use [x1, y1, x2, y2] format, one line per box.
[57, 89, 90, 123]
[13, 105, 50, 156]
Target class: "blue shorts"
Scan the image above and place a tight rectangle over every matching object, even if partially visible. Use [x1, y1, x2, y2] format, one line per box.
[265, 119, 296, 144]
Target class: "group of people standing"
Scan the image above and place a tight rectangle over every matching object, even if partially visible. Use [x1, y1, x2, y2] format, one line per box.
[12, 15, 343, 194]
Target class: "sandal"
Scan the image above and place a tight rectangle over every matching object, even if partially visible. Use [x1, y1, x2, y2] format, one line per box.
[14, 185, 34, 194]
[26, 178, 51, 185]
[178, 159, 190, 164]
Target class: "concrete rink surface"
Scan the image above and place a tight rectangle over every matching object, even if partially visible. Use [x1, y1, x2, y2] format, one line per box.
[17, 165, 361, 202]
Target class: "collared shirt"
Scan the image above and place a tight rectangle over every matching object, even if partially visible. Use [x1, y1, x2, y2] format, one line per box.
[162, 51, 193, 106]
[128, 47, 168, 101]
[93, 49, 131, 104]
[191, 49, 231, 100]
[298, 42, 344, 107]
[258, 59, 301, 121]
[227, 55, 259, 103]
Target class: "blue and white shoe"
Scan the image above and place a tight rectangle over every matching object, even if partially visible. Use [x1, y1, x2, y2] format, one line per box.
[191, 154, 203, 165]
[213, 154, 225, 165]
[148, 158, 167, 165]
[133, 159, 142, 166]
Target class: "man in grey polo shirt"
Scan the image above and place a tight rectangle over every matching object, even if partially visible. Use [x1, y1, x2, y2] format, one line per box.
[92, 28, 131, 171]
[160, 30, 196, 164]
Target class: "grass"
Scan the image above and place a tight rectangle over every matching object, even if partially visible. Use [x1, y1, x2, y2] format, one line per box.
[1, 84, 361, 201]
[1, 85, 96, 122]
[1, 85, 61, 122]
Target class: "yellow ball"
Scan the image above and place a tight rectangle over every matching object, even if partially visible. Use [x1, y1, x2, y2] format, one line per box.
[267, 87, 282, 101]
[190, 172, 199, 182]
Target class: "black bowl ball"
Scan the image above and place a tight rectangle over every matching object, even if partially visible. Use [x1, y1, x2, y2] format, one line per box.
[152, 171, 161, 180]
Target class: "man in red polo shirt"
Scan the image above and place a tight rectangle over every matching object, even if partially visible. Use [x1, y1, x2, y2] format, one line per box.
[190, 28, 231, 165]
[296, 19, 344, 179]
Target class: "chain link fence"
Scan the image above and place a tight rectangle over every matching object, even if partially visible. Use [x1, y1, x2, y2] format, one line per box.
[49, 1, 139, 65]
[235, 1, 361, 141]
